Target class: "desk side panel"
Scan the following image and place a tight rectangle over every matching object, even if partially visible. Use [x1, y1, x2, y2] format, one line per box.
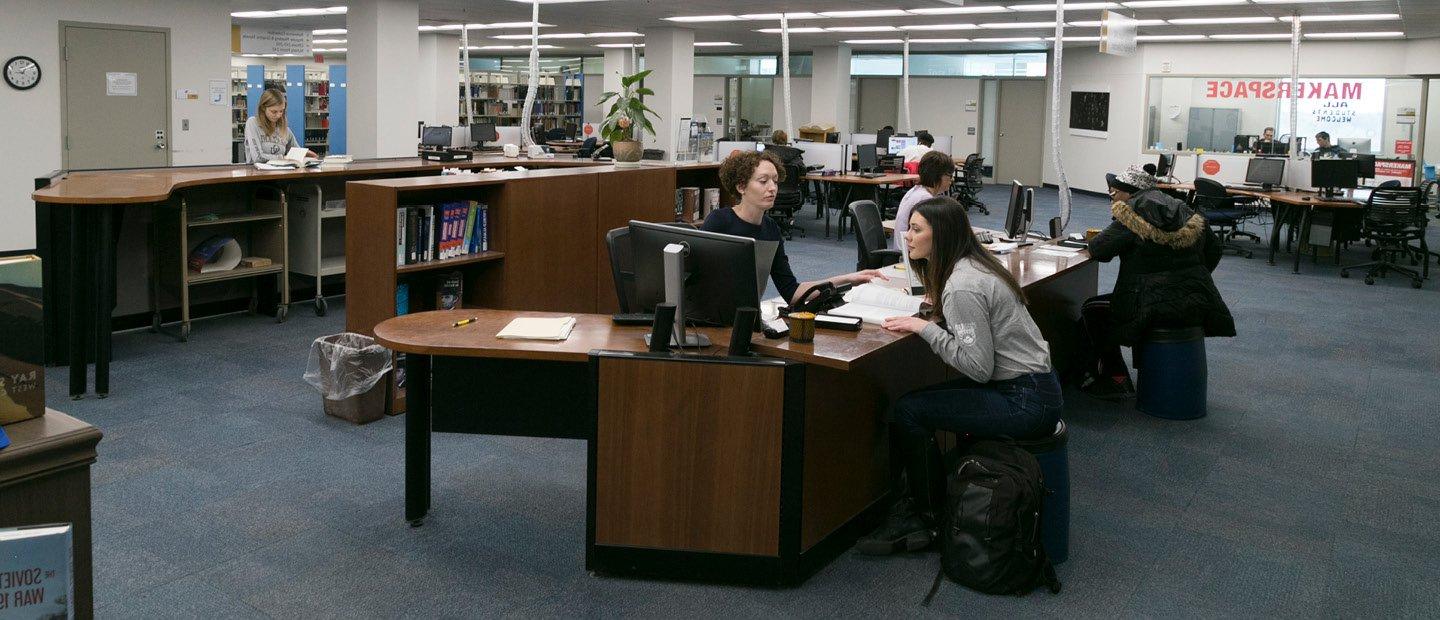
[1025, 260, 1098, 379]
[479, 176, 600, 312]
[344, 183, 400, 336]
[594, 168, 680, 314]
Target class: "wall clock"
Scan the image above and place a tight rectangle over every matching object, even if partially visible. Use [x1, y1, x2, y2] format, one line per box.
[5, 56, 41, 90]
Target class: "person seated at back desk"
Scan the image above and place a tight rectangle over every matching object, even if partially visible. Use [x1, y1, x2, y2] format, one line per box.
[893, 150, 954, 251]
[1077, 166, 1235, 400]
[1251, 126, 1279, 154]
[897, 131, 935, 164]
[702, 150, 887, 304]
[1312, 131, 1348, 158]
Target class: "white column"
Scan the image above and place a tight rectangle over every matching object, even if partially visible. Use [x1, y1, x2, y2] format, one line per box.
[642, 28, 695, 157]
[602, 48, 636, 98]
[416, 33, 460, 127]
[810, 45, 853, 133]
[347, 0, 419, 158]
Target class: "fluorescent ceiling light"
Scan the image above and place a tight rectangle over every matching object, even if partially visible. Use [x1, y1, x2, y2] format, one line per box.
[1168, 16, 1276, 25]
[503, 0, 613, 3]
[911, 38, 974, 43]
[1047, 36, 1103, 41]
[1305, 31, 1404, 39]
[275, 7, 344, 16]
[972, 37, 1044, 42]
[900, 23, 980, 31]
[1135, 34, 1207, 40]
[471, 44, 563, 49]
[1209, 33, 1291, 40]
[596, 43, 642, 48]
[738, 13, 827, 20]
[694, 41, 741, 46]
[1254, 0, 1374, 3]
[493, 32, 640, 39]
[313, 28, 346, 35]
[663, 15, 741, 22]
[819, 9, 910, 18]
[231, 11, 279, 18]
[313, 48, 347, 52]
[908, 7, 1011, 14]
[979, 21, 1056, 29]
[313, 39, 346, 44]
[826, 26, 900, 32]
[756, 27, 827, 33]
[1008, 2, 1119, 11]
[844, 39, 905, 44]
[1280, 14, 1400, 23]
[1123, 0, 1247, 7]
[1068, 19, 1165, 27]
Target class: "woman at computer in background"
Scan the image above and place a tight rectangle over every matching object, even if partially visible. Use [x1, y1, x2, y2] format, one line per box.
[703, 150, 888, 304]
[892, 151, 954, 251]
[243, 89, 317, 164]
[1077, 166, 1234, 400]
[856, 196, 1061, 555]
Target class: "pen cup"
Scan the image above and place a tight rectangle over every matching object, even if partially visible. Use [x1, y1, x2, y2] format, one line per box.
[788, 312, 816, 344]
[1085, 228, 1102, 242]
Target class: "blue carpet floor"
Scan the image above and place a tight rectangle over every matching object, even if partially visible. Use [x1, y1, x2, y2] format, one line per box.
[50, 185, 1440, 618]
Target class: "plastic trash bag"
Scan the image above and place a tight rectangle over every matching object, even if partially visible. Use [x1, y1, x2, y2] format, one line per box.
[304, 333, 393, 400]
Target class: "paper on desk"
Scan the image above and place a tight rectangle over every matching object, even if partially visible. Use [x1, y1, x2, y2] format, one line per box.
[986, 242, 1019, 254]
[496, 316, 577, 340]
[1034, 245, 1083, 257]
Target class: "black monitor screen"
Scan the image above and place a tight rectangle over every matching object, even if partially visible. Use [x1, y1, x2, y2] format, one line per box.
[1245, 158, 1286, 186]
[471, 122, 498, 143]
[1156, 154, 1174, 178]
[1312, 158, 1360, 190]
[1004, 181, 1029, 239]
[628, 221, 760, 327]
[1355, 154, 1376, 178]
[856, 143, 879, 171]
[421, 126, 452, 147]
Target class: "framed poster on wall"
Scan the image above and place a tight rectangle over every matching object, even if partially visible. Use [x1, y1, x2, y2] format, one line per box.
[1069, 91, 1111, 138]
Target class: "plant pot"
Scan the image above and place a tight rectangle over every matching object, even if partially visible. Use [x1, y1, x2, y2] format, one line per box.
[612, 140, 643, 166]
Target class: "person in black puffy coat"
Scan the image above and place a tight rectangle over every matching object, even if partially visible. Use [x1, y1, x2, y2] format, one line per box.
[1079, 166, 1236, 400]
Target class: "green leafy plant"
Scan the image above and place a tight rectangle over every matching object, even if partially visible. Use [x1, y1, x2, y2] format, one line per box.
[597, 69, 660, 143]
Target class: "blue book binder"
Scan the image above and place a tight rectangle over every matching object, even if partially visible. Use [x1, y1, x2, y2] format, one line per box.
[0, 424, 9, 450]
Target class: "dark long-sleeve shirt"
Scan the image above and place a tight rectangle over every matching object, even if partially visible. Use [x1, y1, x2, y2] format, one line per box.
[700, 207, 800, 302]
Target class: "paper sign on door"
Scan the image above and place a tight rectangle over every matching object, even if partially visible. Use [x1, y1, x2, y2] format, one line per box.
[106, 72, 138, 96]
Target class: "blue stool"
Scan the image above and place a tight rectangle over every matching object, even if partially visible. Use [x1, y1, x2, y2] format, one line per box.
[1012, 420, 1070, 564]
[1135, 326, 1208, 420]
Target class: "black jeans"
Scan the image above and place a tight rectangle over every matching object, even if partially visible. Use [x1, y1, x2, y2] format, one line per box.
[1080, 293, 1131, 380]
[891, 370, 1065, 443]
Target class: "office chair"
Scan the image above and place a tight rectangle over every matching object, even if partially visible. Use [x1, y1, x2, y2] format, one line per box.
[848, 200, 902, 271]
[545, 127, 568, 142]
[1191, 178, 1261, 258]
[1416, 180, 1440, 266]
[769, 161, 808, 240]
[1232, 134, 1256, 153]
[605, 226, 639, 312]
[1340, 186, 1428, 287]
[575, 137, 598, 158]
[876, 127, 895, 151]
[954, 154, 988, 215]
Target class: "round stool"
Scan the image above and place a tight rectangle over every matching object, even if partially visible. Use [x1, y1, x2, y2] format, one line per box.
[1011, 420, 1070, 564]
[1135, 326, 1208, 420]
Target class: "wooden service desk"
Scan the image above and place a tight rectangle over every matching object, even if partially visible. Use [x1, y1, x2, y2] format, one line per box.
[373, 244, 1095, 587]
[1158, 182, 1360, 273]
[30, 157, 718, 398]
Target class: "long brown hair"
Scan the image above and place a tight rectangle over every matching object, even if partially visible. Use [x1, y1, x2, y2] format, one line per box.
[909, 197, 1027, 323]
[256, 89, 288, 137]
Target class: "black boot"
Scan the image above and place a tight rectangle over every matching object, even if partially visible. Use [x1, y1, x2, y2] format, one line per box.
[855, 437, 943, 555]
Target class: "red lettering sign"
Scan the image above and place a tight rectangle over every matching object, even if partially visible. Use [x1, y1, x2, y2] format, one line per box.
[1395, 140, 1412, 155]
[1375, 159, 1415, 179]
[1201, 80, 1364, 101]
[1202, 159, 1221, 175]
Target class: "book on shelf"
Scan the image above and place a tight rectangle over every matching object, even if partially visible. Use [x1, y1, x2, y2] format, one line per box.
[435, 271, 463, 310]
[396, 283, 409, 315]
[0, 255, 44, 425]
[394, 201, 491, 267]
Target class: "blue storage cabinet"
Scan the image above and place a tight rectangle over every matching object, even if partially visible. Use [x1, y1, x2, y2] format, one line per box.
[329, 65, 346, 155]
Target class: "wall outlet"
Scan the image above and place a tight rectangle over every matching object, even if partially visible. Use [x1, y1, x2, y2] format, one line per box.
[1161, 62, 1173, 74]
[182, 119, 189, 131]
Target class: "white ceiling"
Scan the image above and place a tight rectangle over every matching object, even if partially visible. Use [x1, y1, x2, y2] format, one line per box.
[229, 0, 1433, 56]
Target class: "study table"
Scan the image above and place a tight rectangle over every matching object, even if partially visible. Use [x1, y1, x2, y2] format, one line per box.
[373, 241, 1096, 586]
[31, 157, 721, 398]
[802, 172, 919, 240]
[1159, 183, 1360, 273]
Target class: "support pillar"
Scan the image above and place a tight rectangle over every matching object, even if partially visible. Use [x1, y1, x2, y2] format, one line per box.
[347, 0, 419, 158]
[417, 33, 460, 128]
[810, 45, 853, 134]
[642, 28, 695, 158]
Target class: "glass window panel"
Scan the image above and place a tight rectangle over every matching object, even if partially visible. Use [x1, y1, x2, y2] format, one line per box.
[851, 53, 1048, 77]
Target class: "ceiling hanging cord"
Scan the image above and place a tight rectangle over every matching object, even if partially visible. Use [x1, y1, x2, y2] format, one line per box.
[781, 13, 793, 140]
[902, 33, 912, 134]
[1289, 13, 1301, 160]
[519, 0, 540, 148]
[1049, 0, 1072, 232]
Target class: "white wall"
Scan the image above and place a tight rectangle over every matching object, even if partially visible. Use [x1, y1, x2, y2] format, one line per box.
[693, 75, 726, 133]
[910, 77, 981, 156]
[2, 0, 232, 251]
[772, 76, 811, 138]
[1043, 45, 1148, 194]
[857, 78, 898, 134]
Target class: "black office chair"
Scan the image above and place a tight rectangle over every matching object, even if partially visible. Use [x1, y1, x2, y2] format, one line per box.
[848, 200, 902, 271]
[1340, 186, 1428, 287]
[545, 127, 568, 142]
[1191, 178, 1261, 258]
[605, 226, 639, 312]
[770, 161, 807, 240]
[954, 154, 988, 215]
[575, 137, 598, 158]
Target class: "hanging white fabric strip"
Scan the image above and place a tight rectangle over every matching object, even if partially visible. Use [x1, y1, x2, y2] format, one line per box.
[1289, 14, 1301, 160]
[519, 1, 539, 148]
[1049, 1, 1072, 231]
[902, 34, 912, 134]
[461, 26, 472, 126]
[781, 14, 793, 139]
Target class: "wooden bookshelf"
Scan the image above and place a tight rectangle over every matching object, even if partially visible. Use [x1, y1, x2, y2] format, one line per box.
[395, 250, 505, 275]
[459, 71, 584, 133]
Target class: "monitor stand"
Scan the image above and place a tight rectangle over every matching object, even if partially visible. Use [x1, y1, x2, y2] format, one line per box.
[642, 243, 711, 349]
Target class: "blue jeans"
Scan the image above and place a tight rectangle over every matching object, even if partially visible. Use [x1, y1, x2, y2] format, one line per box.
[891, 371, 1064, 442]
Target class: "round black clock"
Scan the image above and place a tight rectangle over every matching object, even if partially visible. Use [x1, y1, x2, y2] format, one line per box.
[5, 56, 41, 90]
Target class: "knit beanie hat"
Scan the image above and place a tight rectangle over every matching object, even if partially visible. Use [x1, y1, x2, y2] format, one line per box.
[1106, 165, 1157, 194]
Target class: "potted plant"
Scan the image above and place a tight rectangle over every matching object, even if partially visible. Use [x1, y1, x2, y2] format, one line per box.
[597, 69, 660, 167]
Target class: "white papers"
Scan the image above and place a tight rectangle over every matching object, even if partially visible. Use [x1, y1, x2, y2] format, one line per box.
[1034, 245, 1084, 257]
[496, 316, 577, 341]
[832, 282, 924, 325]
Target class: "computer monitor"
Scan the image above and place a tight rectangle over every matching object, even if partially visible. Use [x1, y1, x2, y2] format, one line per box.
[420, 125, 452, 148]
[824, 132, 840, 144]
[1003, 180, 1033, 240]
[1245, 157, 1286, 188]
[1233, 134, 1256, 153]
[629, 221, 762, 334]
[887, 136, 917, 155]
[1156, 153, 1174, 178]
[1311, 158, 1360, 193]
[1338, 138, 1371, 154]
[856, 143, 879, 172]
[470, 122, 498, 147]
[1355, 154, 1376, 179]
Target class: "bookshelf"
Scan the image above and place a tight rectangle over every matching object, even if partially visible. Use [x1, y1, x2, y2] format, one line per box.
[303, 69, 330, 156]
[230, 68, 247, 162]
[459, 71, 584, 134]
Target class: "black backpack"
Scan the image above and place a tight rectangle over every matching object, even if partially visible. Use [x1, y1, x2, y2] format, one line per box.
[923, 440, 1060, 604]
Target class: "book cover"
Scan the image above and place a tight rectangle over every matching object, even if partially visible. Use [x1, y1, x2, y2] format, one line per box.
[435, 271, 463, 311]
[480, 204, 490, 252]
[0, 524, 73, 618]
[396, 283, 409, 316]
[440, 203, 454, 259]
[406, 207, 419, 265]
[395, 209, 406, 267]
[0, 256, 44, 425]
[461, 201, 477, 257]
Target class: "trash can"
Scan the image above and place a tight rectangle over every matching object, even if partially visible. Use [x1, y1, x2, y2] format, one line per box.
[304, 333, 393, 424]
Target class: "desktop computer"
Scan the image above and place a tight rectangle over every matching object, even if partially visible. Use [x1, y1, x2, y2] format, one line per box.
[1155, 153, 1174, 179]
[887, 136, 917, 156]
[1311, 158, 1360, 197]
[1242, 157, 1286, 190]
[856, 143, 881, 177]
[470, 122, 498, 148]
[1338, 138, 1372, 154]
[629, 221, 765, 347]
[420, 126, 452, 148]
[1002, 181, 1035, 242]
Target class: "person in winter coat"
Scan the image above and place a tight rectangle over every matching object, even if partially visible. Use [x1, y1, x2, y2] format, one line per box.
[1079, 166, 1236, 400]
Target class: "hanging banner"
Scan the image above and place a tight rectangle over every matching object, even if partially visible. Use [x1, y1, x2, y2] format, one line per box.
[239, 27, 312, 56]
[1099, 11, 1137, 57]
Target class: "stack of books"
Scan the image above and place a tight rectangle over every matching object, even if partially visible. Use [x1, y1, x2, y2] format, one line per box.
[395, 200, 490, 266]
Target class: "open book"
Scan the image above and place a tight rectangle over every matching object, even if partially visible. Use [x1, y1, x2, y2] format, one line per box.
[256, 147, 320, 170]
[830, 283, 926, 325]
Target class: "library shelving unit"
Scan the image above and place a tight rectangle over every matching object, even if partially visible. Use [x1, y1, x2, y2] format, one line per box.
[302, 69, 330, 157]
[152, 185, 291, 341]
[230, 68, 247, 162]
[459, 70, 584, 134]
[286, 183, 345, 316]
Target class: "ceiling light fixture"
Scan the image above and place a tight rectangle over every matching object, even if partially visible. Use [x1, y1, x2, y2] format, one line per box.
[1305, 31, 1404, 39]
[1279, 14, 1400, 23]
[1008, 2, 1119, 11]
[979, 21, 1057, 29]
[972, 36, 1045, 42]
[843, 39, 905, 44]
[493, 31, 640, 39]
[738, 13, 827, 20]
[911, 38, 974, 43]
[1253, 0, 1374, 4]
[825, 26, 900, 32]
[595, 43, 642, 48]
[1068, 19, 1165, 27]
[756, 27, 827, 34]
[662, 15, 742, 22]
[818, 9, 911, 18]
[1168, 16, 1276, 25]
[1123, 0, 1247, 7]
[695, 41, 741, 46]
[899, 23, 980, 31]
[1208, 33, 1291, 40]
[1047, 36, 1104, 41]
[1134, 34, 1207, 40]
[908, 7, 1011, 15]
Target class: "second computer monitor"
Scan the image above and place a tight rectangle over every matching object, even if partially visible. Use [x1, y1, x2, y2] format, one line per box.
[1156, 153, 1174, 178]
[887, 136, 917, 156]
[1245, 157, 1286, 188]
[470, 122, 498, 146]
[628, 221, 761, 327]
[421, 125, 452, 148]
[1337, 138, 1372, 154]
[1003, 180, 1032, 240]
[1311, 158, 1360, 191]
[856, 143, 879, 172]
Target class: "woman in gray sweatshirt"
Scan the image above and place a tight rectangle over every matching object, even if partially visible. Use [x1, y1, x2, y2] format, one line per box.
[856, 196, 1063, 556]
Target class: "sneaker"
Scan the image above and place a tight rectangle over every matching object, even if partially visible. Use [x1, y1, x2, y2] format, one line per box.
[855, 498, 935, 555]
[1081, 373, 1135, 402]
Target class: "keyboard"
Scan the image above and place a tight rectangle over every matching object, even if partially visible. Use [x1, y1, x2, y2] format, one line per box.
[611, 313, 655, 326]
[856, 172, 885, 179]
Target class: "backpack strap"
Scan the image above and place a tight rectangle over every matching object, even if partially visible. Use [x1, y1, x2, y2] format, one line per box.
[922, 567, 945, 606]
